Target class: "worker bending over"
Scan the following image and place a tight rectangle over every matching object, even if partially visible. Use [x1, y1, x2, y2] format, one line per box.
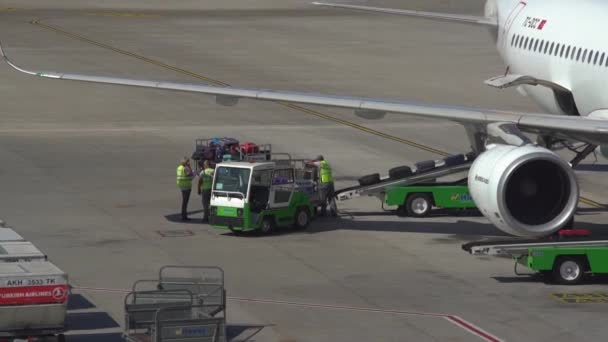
[176, 157, 195, 221]
[198, 160, 215, 223]
[309, 155, 337, 216]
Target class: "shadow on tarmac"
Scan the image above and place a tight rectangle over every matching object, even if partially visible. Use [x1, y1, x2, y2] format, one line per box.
[164, 209, 205, 224]
[493, 274, 608, 285]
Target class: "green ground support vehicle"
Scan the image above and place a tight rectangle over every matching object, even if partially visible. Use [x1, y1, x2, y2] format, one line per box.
[209, 161, 324, 234]
[518, 244, 608, 285]
[384, 179, 477, 217]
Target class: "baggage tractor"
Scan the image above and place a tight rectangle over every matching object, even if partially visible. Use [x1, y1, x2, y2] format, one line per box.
[359, 173, 381, 186]
[0, 261, 68, 340]
[0, 228, 24, 243]
[415, 160, 436, 172]
[388, 165, 413, 179]
[0, 242, 46, 263]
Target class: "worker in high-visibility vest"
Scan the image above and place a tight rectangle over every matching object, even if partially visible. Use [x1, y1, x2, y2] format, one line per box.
[197, 160, 215, 223]
[176, 157, 194, 221]
[310, 155, 337, 216]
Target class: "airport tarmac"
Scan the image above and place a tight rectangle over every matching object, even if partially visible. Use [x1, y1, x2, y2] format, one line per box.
[0, 0, 607, 341]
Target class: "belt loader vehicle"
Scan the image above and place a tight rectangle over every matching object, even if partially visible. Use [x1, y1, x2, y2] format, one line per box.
[209, 158, 329, 234]
[464, 231, 608, 285]
[336, 153, 478, 217]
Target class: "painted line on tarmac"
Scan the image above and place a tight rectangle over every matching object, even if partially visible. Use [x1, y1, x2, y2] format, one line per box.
[71, 285, 503, 342]
[86, 11, 160, 18]
[30, 19, 604, 209]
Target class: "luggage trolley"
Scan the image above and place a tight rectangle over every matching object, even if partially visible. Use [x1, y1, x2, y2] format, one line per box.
[124, 266, 227, 342]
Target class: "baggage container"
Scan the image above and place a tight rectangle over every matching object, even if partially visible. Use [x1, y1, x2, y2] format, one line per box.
[0, 242, 46, 263]
[0, 261, 68, 339]
[0, 228, 24, 243]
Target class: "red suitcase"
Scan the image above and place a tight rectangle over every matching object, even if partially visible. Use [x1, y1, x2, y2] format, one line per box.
[240, 142, 259, 154]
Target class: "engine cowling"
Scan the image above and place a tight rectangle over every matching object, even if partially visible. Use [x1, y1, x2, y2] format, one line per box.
[468, 144, 578, 237]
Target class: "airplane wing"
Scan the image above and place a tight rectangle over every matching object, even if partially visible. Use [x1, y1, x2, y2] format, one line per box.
[311, 2, 498, 27]
[2, 42, 607, 146]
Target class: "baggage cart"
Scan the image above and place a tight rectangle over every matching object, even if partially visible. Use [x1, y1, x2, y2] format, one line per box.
[0, 228, 25, 243]
[0, 241, 47, 263]
[0, 261, 68, 341]
[124, 266, 226, 342]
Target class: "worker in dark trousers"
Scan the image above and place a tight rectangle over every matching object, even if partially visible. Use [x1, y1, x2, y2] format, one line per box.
[198, 160, 215, 223]
[309, 155, 337, 216]
[176, 157, 194, 221]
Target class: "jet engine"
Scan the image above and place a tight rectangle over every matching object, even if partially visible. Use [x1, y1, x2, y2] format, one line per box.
[468, 144, 578, 237]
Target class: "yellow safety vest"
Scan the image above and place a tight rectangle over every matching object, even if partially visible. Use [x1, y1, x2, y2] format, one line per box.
[176, 165, 192, 189]
[320, 160, 334, 183]
[200, 168, 215, 191]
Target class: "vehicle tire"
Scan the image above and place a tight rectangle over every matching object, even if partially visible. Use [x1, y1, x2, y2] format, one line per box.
[57, 334, 66, 342]
[553, 256, 586, 285]
[388, 166, 413, 179]
[294, 207, 311, 229]
[260, 217, 275, 235]
[358, 173, 381, 186]
[406, 193, 433, 217]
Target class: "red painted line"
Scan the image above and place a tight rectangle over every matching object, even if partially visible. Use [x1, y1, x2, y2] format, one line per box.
[228, 296, 445, 317]
[72, 286, 504, 341]
[71, 285, 129, 293]
[447, 315, 504, 342]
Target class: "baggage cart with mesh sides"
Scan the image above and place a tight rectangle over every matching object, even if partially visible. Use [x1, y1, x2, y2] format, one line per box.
[124, 266, 226, 342]
[0, 261, 68, 341]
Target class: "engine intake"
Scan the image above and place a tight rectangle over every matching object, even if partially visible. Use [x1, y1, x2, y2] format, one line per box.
[468, 145, 578, 237]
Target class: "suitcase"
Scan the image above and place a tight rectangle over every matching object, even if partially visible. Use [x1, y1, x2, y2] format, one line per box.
[240, 142, 259, 154]
[211, 137, 239, 159]
[191, 150, 204, 161]
[388, 166, 413, 179]
[443, 154, 465, 167]
[358, 173, 381, 186]
[203, 147, 216, 161]
[415, 160, 436, 172]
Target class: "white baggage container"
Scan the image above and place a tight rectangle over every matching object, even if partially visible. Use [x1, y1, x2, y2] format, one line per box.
[0, 261, 68, 339]
[0, 242, 47, 262]
[0, 228, 24, 242]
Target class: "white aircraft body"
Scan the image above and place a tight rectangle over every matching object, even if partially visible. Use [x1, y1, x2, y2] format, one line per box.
[2, 0, 608, 238]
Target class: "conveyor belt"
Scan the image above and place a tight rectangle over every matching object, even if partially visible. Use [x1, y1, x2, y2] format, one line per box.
[463, 237, 608, 256]
[335, 162, 472, 201]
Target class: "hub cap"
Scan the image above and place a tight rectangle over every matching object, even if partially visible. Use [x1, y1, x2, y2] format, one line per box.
[560, 261, 580, 281]
[411, 198, 429, 215]
[298, 211, 308, 226]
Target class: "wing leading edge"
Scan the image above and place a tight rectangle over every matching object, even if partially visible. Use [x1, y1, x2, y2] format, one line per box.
[2, 42, 608, 145]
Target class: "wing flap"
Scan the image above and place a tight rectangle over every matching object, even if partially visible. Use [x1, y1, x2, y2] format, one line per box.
[485, 74, 570, 92]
